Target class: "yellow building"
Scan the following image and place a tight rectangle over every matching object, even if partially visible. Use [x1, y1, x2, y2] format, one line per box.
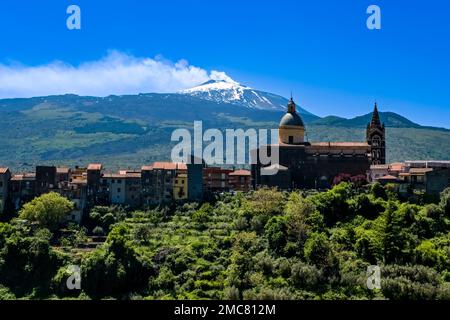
[173, 173, 188, 200]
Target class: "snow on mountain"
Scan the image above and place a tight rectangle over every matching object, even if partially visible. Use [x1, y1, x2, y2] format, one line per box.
[179, 79, 315, 116]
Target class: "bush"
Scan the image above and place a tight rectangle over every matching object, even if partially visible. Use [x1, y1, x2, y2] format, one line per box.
[381, 265, 441, 300]
[290, 262, 322, 290]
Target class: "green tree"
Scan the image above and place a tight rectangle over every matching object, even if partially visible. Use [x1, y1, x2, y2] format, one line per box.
[304, 232, 339, 279]
[0, 224, 61, 296]
[310, 183, 353, 226]
[19, 192, 74, 230]
[81, 224, 152, 298]
[265, 216, 287, 254]
[370, 182, 388, 200]
[88, 206, 127, 232]
[440, 188, 450, 216]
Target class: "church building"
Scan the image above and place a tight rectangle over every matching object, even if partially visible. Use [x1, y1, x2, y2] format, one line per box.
[251, 98, 386, 189]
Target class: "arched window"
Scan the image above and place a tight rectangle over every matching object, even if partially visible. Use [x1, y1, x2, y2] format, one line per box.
[372, 135, 381, 147]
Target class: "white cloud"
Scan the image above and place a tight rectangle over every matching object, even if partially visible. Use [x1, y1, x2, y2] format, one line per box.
[209, 71, 239, 84]
[0, 51, 234, 98]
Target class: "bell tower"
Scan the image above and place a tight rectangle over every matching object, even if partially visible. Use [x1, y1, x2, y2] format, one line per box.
[366, 102, 386, 165]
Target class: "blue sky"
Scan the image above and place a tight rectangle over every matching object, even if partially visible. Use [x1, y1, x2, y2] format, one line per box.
[0, 0, 449, 128]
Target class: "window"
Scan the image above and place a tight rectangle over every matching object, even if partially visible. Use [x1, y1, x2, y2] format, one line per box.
[372, 136, 381, 147]
[288, 136, 294, 144]
[117, 179, 122, 184]
[117, 188, 121, 193]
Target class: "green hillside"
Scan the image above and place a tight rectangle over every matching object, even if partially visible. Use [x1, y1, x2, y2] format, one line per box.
[0, 94, 449, 171]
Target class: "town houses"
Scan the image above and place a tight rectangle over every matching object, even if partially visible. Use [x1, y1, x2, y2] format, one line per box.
[0, 161, 252, 220]
[1, 99, 450, 223]
[1, 158, 450, 222]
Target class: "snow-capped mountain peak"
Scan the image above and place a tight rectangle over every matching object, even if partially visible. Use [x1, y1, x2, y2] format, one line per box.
[180, 79, 250, 102]
[179, 78, 287, 111]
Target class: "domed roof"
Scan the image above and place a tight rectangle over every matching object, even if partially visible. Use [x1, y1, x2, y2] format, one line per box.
[279, 112, 305, 127]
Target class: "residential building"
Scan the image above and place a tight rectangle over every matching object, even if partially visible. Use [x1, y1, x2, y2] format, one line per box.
[103, 170, 142, 208]
[369, 164, 389, 182]
[142, 162, 187, 205]
[35, 166, 57, 195]
[87, 163, 104, 206]
[10, 173, 36, 210]
[203, 167, 232, 192]
[229, 169, 252, 192]
[174, 173, 188, 200]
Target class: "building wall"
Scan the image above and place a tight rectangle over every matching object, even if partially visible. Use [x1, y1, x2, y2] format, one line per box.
[125, 177, 142, 207]
[253, 144, 370, 190]
[203, 168, 232, 192]
[87, 168, 102, 206]
[0, 169, 11, 213]
[229, 173, 252, 192]
[35, 166, 57, 195]
[188, 163, 203, 202]
[426, 168, 450, 196]
[109, 178, 126, 204]
[10, 176, 36, 210]
[174, 174, 188, 200]
[279, 125, 305, 144]
[141, 168, 156, 205]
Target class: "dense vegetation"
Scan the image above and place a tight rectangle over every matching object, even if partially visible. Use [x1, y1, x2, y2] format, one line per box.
[1, 184, 450, 300]
[1, 94, 450, 171]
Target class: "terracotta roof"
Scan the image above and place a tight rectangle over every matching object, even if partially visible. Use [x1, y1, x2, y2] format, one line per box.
[56, 167, 70, 174]
[371, 164, 389, 170]
[399, 173, 411, 177]
[377, 175, 399, 181]
[0, 167, 9, 174]
[204, 167, 233, 173]
[87, 163, 102, 170]
[229, 170, 251, 176]
[389, 163, 405, 171]
[310, 142, 369, 148]
[11, 173, 36, 181]
[141, 165, 153, 171]
[153, 162, 187, 171]
[103, 171, 141, 179]
[409, 168, 434, 174]
[70, 178, 87, 185]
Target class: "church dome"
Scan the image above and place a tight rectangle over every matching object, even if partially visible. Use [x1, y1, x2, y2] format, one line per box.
[279, 112, 304, 127]
[278, 97, 306, 144]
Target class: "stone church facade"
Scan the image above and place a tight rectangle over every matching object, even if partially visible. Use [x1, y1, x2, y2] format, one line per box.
[251, 98, 386, 189]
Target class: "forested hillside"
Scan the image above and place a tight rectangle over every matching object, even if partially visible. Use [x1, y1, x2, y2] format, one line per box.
[1, 184, 450, 300]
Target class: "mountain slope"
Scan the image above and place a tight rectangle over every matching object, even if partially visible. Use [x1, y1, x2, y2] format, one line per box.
[311, 111, 424, 128]
[0, 92, 449, 171]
